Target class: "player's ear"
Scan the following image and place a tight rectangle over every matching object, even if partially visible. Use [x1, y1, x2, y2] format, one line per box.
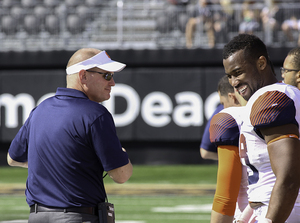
[228, 92, 235, 100]
[257, 56, 267, 70]
[228, 93, 240, 105]
[228, 92, 239, 105]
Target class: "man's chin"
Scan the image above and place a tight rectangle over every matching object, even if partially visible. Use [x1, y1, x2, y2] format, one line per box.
[102, 95, 110, 102]
[243, 94, 251, 102]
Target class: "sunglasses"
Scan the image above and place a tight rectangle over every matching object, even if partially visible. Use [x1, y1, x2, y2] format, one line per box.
[87, 70, 114, 81]
[280, 67, 300, 75]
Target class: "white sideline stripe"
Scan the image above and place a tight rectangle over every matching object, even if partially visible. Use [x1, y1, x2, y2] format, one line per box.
[151, 204, 212, 213]
[0, 221, 28, 223]
[117, 221, 145, 223]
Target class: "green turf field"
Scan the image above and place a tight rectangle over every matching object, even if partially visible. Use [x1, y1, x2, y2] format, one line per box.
[0, 165, 217, 223]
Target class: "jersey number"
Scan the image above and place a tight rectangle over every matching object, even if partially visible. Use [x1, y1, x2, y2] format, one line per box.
[239, 134, 259, 185]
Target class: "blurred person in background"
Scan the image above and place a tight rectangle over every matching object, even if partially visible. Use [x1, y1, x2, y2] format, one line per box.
[281, 46, 300, 89]
[200, 75, 240, 160]
[239, 1, 260, 35]
[260, 0, 284, 44]
[7, 48, 133, 223]
[185, 0, 215, 48]
[281, 13, 300, 46]
[209, 77, 249, 223]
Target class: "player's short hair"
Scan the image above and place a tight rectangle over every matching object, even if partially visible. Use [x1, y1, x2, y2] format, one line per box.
[223, 34, 271, 66]
[287, 47, 300, 70]
[218, 76, 234, 97]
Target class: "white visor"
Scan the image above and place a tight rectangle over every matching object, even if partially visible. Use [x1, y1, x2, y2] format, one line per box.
[66, 51, 126, 75]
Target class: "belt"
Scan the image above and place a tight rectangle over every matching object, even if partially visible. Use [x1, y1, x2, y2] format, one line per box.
[30, 204, 97, 215]
[249, 202, 265, 209]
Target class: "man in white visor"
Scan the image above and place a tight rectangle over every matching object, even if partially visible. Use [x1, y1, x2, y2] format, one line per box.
[8, 48, 132, 223]
[66, 48, 126, 102]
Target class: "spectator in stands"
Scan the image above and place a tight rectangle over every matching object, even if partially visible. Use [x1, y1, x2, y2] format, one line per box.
[260, 0, 284, 43]
[281, 14, 300, 46]
[212, 6, 228, 45]
[185, 0, 215, 48]
[168, 0, 190, 5]
[156, 0, 190, 34]
[239, 1, 260, 35]
[218, 0, 239, 41]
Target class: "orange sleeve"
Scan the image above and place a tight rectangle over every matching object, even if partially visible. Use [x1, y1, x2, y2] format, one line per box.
[212, 145, 242, 216]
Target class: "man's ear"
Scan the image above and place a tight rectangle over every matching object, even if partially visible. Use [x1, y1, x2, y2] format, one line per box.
[257, 56, 267, 70]
[296, 71, 300, 79]
[78, 69, 87, 84]
[227, 92, 236, 100]
[296, 71, 300, 88]
[228, 92, 239, 105]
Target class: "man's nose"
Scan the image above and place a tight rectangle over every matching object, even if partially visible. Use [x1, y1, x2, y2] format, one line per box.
[110, 77, 115, 86]
[231, 76, 239, 87]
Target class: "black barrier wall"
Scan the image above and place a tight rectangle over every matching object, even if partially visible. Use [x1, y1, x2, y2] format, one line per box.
[0, 68, 224, 141]
[0, 48, 289, 164]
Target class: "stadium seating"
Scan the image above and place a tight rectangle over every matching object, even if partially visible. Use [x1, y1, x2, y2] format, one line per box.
[24, 14, 40, 34]
[0, 0, 300, 51]
[45, 14, 59, 34]
[1, 15, 17, 35]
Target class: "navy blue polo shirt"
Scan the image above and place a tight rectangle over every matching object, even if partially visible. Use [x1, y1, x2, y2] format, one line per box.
[9, 87, 129, 208]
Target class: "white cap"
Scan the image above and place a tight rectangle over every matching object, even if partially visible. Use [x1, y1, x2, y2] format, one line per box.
[66, 51, 126, 75]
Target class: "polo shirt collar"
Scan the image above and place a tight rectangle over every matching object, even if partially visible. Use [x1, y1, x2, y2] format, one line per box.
[55, 87, 88, 99]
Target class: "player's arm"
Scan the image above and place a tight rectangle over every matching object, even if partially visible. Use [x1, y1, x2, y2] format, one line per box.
[107, 147, 133, 184]
[211, 145, 242, 223]
[200, 148, 218, 160]
[211, 210, 234, 223]
[260, 123, 300, 222]
[7, 153, 28, 168]
[200, 113, 219, 161]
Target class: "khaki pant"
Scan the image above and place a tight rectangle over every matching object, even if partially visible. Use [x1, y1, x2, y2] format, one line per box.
[29, 212, 99, 223]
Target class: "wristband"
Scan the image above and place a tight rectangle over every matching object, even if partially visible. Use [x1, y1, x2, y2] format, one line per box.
[236, 204, 253, 222]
